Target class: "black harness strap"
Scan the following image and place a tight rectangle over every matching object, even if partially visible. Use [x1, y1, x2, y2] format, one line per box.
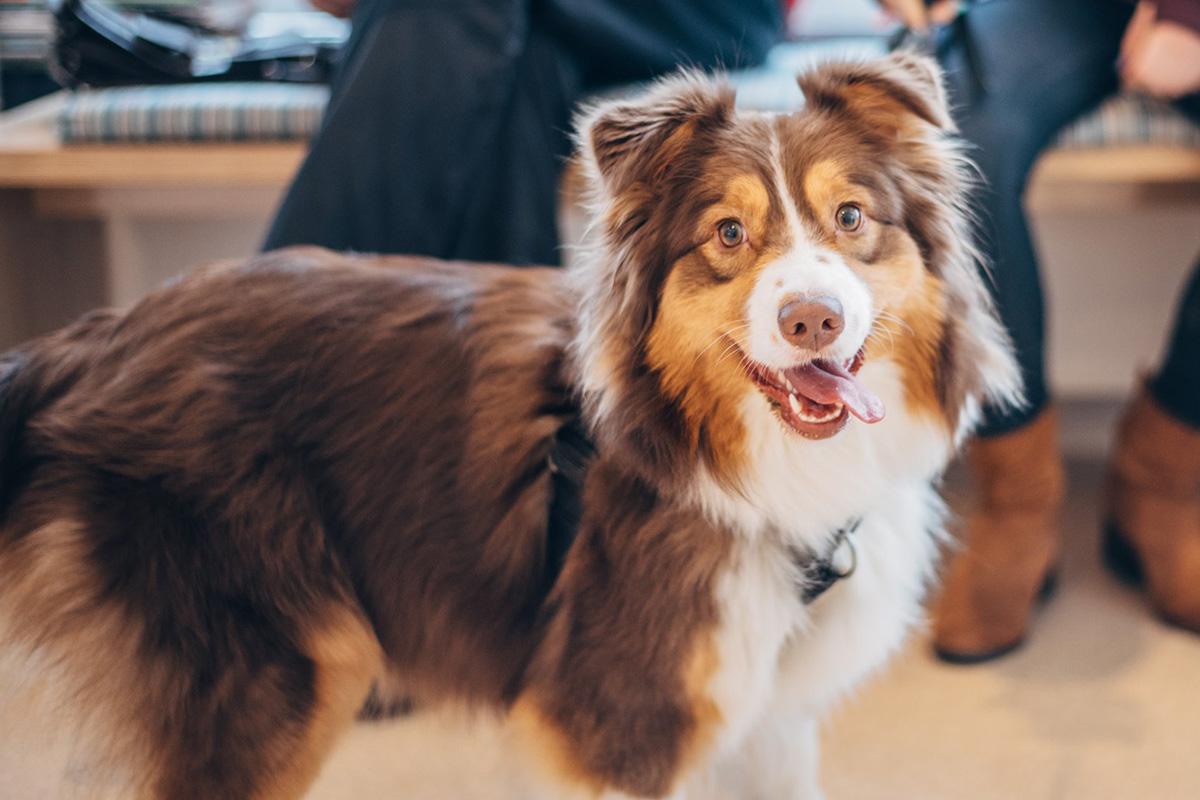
[543, 416, 861, 606]
[544, 413, 596, 586]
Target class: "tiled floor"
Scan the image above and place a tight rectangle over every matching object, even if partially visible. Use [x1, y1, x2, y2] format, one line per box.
[820, 459, 1200, 800]
[306, 459, 1200, 799]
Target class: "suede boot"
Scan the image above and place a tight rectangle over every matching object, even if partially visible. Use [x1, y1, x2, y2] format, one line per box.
[932, 408, 1065, 663]
[1104, 385, 1200, 633]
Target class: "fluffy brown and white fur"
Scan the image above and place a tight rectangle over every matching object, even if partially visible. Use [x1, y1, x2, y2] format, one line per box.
[0, 54, 1018, 799]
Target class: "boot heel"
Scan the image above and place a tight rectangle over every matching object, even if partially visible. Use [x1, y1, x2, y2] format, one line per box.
[1103, 522, 1143, 586]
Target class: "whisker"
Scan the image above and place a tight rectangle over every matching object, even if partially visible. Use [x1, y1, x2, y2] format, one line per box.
[690, 323, 752, 370]
[875, 310, 914, 337]
[712, 339, 745, 368]
[871, 324, 897, 352]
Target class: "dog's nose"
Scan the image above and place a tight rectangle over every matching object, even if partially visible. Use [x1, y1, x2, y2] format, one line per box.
[777, 296, 844, 351]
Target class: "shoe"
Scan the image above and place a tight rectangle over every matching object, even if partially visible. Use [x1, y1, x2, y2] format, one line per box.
[1104, 384, 1200, 633]
[932, 408, 1065, 663]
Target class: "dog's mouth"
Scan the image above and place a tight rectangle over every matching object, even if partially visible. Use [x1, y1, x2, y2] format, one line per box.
[744, 348, 885, 439]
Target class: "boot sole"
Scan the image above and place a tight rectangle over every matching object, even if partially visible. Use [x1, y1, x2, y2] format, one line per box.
[932, 571, 1059, 666]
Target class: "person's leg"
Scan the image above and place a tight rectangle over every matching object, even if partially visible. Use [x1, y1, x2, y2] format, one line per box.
[542, 0, 782, 88]
[1152, 258, 1200, 428]
[1106, 254, 1200, 633]
[941, 0, 1135, 433]
[263, 0, 578, 264]
[1152, 64, 1200, 424]
[1103, 84, 1200, 629]
[264, 0, 782, 264]
[930, 0, 1134, 662]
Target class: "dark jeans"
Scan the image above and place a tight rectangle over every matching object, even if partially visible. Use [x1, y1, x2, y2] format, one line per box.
[938, 0, 1200, 434]
[263, 0, 782, 265]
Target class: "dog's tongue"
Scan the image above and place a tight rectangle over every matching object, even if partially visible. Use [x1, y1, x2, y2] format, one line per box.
[785, 360, 885, 423]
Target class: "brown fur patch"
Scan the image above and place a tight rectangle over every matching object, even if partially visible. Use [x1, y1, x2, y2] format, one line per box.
[0, 519, 162, 798]
[645, 262, 755, 478]
[678, 634, 723, 771]
[253, 610, 382, 800]
[511, 632, 722, 800]
[866, 262, 950, 421]
[797, 51, 953, 133]
[509, 696, 606, 798]
[643, 172, 787, 481]
[516, 462, 732, 798]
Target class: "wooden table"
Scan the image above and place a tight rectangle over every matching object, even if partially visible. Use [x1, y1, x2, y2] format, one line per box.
[0, 94, 310, 347]
[0, 94, 307, 188]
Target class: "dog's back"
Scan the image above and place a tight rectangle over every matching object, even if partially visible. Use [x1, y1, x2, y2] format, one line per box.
[0, 247, 575, 798]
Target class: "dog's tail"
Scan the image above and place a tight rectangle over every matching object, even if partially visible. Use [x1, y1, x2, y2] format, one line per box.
[0, 310, 119, 520]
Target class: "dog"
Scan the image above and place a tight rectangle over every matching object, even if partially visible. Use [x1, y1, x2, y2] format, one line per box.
[0, 53, 1019, 799]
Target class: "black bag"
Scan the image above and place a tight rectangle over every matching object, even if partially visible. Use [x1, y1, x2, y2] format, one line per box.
[50, 0, 342, 88]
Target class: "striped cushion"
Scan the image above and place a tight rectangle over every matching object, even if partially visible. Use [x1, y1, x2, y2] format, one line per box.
[56, 42, 1197, 150]
[1054, 93, 1200, 149]
[58, 82, 329, 143]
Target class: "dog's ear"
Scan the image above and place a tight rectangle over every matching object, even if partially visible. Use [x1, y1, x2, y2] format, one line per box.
[798, 52, 953, 134]
[579, 70, 735, 194]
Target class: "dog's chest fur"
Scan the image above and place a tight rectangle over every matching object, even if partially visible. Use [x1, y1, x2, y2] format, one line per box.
[691, 358, 950, 754]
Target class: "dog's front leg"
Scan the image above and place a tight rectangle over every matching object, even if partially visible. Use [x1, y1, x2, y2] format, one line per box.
[693, 711, 822, 800]
[510, 684, 701, 800]
[509, 468, 739, 800]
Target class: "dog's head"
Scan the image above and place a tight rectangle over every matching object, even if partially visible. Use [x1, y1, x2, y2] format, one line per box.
[571, 54, 1020, 487]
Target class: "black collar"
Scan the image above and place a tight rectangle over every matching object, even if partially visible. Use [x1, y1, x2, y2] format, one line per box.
[795, 518, 860, 604]
[544, 416, 860, 605]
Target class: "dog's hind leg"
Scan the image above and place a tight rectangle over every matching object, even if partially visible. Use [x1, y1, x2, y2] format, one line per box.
[244, 606, 384, 800]
[1, 457, 384, 799]
[0, 520, 379, 800]
[149, 602, 383, 800]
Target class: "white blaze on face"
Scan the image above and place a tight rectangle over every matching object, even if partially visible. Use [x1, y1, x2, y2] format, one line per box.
[743, 246, 873, 370]
[743, 124, 875, 372]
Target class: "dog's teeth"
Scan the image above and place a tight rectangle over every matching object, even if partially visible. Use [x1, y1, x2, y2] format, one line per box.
[773, 368, 787, 386]
[790, 401, 845, 425]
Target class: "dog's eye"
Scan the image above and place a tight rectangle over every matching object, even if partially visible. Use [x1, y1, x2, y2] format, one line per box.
[716, 219, 746, 247]
[835, 204, 863, 232]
